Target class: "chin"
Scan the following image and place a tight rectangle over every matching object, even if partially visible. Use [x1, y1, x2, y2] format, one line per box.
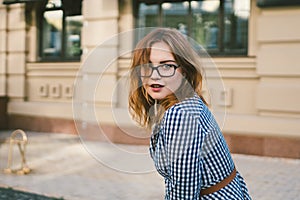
[150, 94, 165, 100]
[148, 92, 168, 100]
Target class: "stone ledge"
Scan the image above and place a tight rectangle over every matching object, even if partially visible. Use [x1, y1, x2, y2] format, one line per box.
[7, 114, 300, 159]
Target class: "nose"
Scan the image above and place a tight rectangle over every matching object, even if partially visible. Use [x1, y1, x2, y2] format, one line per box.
[150, 68, 161, 80]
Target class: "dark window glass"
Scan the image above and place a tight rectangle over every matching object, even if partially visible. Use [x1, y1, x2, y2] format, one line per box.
[191, 0, 220, 51]
[162, 2, 188, 30]
[42, 10, 63, 58]
[136, 3, 159, 41]
[40, 0, 82, 61]
[136, 0, 250, 56]
[65, 15, 83, 58]
[137, 3, 159, 27]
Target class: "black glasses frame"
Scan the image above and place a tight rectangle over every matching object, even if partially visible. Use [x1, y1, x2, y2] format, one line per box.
[139, 63, 180, 78]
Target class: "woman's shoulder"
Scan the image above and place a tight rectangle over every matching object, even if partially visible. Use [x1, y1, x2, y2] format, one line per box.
[163, 94, 215, 128]
[166, 93, 206, 116]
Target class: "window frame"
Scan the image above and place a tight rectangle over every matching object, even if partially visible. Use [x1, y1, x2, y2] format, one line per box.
[38, 0, 82, 62]
[134, 0, 250, 56]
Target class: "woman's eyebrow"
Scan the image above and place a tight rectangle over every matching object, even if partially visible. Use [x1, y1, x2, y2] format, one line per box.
[159, 60, 176, 64]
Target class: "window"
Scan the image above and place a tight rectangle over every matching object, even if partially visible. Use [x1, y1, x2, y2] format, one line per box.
[40, 0, 82, 61]
[136, 0, 250, 56]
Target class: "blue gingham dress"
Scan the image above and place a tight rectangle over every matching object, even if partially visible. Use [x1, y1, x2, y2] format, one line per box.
[150, 94, 251, 199]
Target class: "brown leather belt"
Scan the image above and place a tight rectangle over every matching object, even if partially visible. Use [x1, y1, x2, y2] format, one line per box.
[200, 167, 237, 196]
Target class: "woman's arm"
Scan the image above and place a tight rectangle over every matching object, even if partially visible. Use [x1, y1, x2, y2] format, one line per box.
[163, 106, 203, 200]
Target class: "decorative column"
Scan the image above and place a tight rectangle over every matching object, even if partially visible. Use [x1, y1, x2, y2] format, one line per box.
[6, 3, 26, 103]
[0, 2, 27, 128]
[76, 0, 120, 135]
[0, 3, 8, 129]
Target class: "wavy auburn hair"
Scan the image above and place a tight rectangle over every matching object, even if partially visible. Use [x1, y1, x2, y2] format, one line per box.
[128, 28, 206, 129]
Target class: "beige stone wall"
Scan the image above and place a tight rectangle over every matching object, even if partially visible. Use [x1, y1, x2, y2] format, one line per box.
[0, 3, 26, 100]
[253, 5, 300, 137]
[0, 3, 7, 96]
[256, 7, 300, 117]
[79, 0, 120, 125]
[1, 2, 75, 119]
[2, 0, 300, 141]
[5, 0, 121, 122]
[0, 2, 27, 128]
[212, 4, 300, 138]
[114, 1, 300, 139]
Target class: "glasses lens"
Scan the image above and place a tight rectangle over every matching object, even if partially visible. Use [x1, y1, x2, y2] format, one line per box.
[138, 63, 177, 77]
[158, 64, 176, 77]
[140, 64, 152, 77]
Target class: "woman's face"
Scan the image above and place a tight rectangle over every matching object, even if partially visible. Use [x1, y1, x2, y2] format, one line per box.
[141, 42, 183, 100]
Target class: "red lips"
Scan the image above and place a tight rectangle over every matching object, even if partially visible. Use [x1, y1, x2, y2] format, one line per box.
[151, 84, 164, 88]
[150, 84, 164, 92]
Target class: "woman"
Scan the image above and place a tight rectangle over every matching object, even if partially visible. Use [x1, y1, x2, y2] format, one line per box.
[129, 28, 251, 199]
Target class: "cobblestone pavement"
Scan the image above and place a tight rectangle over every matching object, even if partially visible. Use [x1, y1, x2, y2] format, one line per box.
[0, 187, 63, 200]
[0, 130, 299, 200]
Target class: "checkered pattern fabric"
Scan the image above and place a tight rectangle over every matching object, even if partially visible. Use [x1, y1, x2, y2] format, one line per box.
[150, 94, 251, 200]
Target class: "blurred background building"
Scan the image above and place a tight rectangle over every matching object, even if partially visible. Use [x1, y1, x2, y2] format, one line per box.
[0, 0, 299, 158]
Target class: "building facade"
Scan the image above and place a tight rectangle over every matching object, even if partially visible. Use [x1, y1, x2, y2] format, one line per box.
[0, 0, 299, 158]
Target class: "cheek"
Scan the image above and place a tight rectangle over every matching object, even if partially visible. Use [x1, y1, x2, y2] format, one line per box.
[140, 77, 148, 86]
[166, 76, 183, 91]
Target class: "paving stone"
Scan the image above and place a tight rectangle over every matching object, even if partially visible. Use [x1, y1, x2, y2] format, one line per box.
[0, 131, 299, 200]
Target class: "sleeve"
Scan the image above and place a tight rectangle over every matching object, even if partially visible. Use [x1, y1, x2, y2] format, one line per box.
[162, 107, 203, 200]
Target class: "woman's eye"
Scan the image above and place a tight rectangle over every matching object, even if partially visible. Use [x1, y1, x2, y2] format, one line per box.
[162, 64, 172, 70]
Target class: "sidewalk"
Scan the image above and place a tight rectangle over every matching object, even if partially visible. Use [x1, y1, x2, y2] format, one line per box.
[0, 130, 299, 200]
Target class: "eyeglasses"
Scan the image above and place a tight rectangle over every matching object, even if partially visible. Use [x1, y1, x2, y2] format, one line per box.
[138, 63, 180, 78]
